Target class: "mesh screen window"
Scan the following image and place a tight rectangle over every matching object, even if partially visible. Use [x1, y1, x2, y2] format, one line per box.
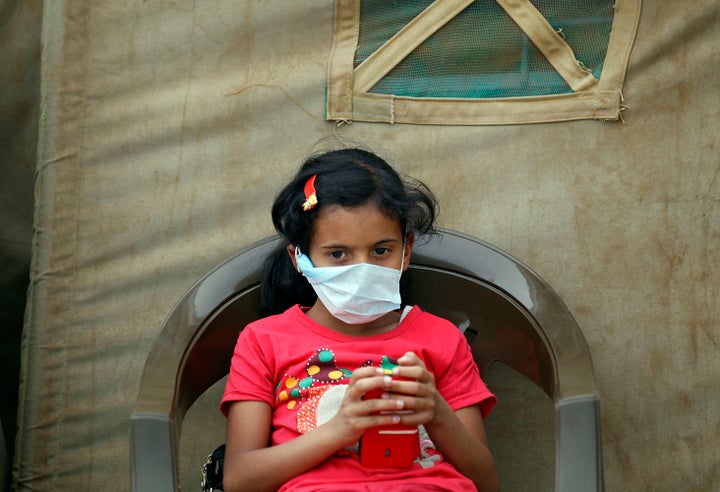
[327, 0, 641, 125]
[356, 1, 614, 98]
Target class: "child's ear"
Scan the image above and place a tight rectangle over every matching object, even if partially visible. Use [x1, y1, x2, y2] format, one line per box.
[402, 233, 415, 271]
[287, 244, 300, 272]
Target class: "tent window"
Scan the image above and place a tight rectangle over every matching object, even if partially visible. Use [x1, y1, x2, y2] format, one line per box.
[327, 0, 642, 125]
[357, 1, 613, 98]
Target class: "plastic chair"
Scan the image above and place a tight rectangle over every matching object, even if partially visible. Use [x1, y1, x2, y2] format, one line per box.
[130, 228, 603, 491]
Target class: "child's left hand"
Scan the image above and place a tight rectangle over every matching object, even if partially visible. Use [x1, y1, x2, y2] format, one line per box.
[386, 351, 442, 426]
[388, 352, 499, 492]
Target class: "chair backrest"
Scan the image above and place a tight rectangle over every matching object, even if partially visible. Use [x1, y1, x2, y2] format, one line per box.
[131, 228, 603, 491]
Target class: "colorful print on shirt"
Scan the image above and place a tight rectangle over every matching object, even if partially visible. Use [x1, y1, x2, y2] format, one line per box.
[276, 349, 401, 434]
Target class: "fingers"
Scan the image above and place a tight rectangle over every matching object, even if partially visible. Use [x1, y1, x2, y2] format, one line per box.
[388, 352, 440, 425]
[393, 352, 433, 385]
[326, 358, 442, 445]
[333, 378, 410, 434]
[345, 366, 391, 401]
[351, 352, 429, 387]
[344, 355, 437, 420]
[343, 367, 405, 415]
[397, 351, 421, 366]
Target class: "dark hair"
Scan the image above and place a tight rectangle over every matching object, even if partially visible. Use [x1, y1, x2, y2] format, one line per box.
[260, 148, 437, 316]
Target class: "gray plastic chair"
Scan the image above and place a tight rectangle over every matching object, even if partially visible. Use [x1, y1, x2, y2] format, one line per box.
[130, 228, 603, 491]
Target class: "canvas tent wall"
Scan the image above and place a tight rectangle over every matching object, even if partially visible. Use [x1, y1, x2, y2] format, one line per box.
[7, 1, 719, 490]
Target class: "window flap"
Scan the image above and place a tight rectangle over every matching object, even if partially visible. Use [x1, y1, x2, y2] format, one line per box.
[327, 0, 642, 125]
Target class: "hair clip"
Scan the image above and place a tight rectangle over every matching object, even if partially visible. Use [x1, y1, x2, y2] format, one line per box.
[302, 174, 318, 211]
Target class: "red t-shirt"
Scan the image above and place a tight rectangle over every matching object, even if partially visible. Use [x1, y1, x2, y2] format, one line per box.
[221, 305, 496, 491]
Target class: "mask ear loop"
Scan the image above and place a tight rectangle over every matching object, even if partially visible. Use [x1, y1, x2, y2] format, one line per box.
[294, 245, 305, 274]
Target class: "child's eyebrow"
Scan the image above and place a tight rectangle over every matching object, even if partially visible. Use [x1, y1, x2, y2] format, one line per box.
[319, 238, 400, 249]
[319, 243, 348, 250]
[373, 237, 400, 246]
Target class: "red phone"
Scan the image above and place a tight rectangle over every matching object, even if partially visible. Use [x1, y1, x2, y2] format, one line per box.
[359, 385, 421, 468]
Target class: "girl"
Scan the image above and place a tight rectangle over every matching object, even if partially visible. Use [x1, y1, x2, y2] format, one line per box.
[221, 148, 498, 491]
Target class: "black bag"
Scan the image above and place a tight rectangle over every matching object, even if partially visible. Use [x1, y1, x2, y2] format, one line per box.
[201, 444, 225, 491]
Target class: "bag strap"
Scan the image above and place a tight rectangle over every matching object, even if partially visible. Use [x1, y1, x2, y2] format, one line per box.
[201, 444, 225, 492]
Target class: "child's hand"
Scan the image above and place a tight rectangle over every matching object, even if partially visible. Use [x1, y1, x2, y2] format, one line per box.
[324, 366, 408, 448]
[387, 351, 441, 426]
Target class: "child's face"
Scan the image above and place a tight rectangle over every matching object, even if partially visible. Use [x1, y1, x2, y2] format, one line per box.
[307, 203, 412, 271]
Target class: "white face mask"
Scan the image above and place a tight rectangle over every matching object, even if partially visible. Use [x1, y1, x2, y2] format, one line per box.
[295, 246, 404, 325]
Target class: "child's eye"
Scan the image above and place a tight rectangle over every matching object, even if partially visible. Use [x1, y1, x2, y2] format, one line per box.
[373, 247, 390, 256]
[328, 250, 346, 260]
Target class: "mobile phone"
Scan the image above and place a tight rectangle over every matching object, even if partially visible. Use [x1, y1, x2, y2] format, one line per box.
[359, 386, 421, 468]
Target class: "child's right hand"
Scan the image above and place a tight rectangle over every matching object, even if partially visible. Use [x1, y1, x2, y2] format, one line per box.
[325, 366, 407, 448]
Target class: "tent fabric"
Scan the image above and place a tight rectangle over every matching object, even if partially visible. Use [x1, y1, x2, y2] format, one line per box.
[327, 0, 641, 124]
[13, 0, 720, 490]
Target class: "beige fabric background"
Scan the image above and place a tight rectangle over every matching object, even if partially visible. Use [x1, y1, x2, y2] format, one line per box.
[10, 1, 719, 490]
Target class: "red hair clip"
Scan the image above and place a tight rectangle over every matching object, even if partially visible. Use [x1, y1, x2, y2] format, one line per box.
[302, 174, 318, 211]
